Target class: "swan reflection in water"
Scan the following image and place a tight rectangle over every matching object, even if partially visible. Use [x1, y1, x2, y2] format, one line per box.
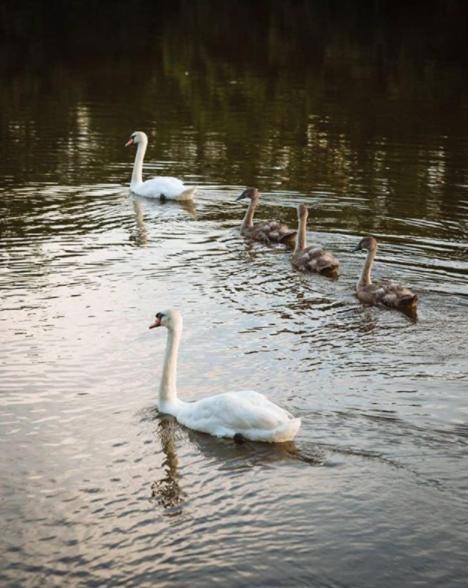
[150, 413, 323, 513]
[129, 196, 197, 247]
[130, 198, 149, 247]
[151, 415, 185, 512]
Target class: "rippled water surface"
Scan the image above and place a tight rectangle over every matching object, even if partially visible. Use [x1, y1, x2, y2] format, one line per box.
[1, 3, 468, 587]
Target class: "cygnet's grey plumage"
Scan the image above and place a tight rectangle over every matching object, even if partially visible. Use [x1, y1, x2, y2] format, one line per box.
[236, 188, 296, 248]
[291, 204, 339, 274]
[353, 236, 418, 311]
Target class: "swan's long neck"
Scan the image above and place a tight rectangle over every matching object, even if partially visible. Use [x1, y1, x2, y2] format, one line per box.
[131, 139, 147, 187]
[295, 213, 308, 253]
[358, 247, 376, 287]
[241, 197, 258, 230]
[159, 324, 181, 409]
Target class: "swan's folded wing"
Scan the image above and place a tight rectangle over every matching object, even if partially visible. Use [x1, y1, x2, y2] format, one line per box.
[222, 391, 293, 430]
[177, 390, 294, 437]
[381, 283, 417, 308]
[139, 176, 185, 197]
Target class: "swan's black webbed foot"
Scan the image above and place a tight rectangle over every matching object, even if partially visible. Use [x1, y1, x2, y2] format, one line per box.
[160, 194, 167, 203]
[233, 433, 245, 445]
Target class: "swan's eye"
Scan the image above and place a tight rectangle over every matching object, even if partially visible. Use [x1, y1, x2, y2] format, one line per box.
[156, 312, 164, 320]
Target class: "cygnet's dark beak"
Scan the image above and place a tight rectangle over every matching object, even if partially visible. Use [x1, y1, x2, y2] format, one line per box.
[236, 191, 248, 201]
[352, 243, 362, 252]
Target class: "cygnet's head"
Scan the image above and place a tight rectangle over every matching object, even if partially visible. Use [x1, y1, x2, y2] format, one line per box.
[236, 187, 260, 202]
[353, 236, 378, 252]
[149, 308, 182, 331]
[125, 131, 148, 147]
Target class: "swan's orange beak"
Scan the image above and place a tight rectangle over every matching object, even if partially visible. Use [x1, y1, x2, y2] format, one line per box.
[149, 316, 161, 329]
[125, 138, 134, 147]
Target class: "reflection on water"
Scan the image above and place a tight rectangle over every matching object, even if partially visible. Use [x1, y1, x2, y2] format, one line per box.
[1, 3, 468, 587]
[130, 198, 149, 248]
[151, 416, 185, 513]
[150, 412, 324, 517]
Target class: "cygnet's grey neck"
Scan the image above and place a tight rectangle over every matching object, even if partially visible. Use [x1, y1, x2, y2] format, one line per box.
[295, 213, 308, 253]
[358, 247, 377, 287]
[241, 197, 258, 230]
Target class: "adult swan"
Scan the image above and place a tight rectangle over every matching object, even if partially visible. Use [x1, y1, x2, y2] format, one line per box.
[125, 131, 196, 201]
[149, 309, 301, 443]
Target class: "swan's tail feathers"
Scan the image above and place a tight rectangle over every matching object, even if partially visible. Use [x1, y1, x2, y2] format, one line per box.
[178, 187, 197, 201]
[233, 433, 245, 444]
[279, 230, 297, 249]
[272, 417, 301, 443]
[399, 293, 418, 308]
[318, 261, 340, 278]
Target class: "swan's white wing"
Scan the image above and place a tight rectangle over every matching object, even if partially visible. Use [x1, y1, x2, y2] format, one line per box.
[135, 176, 185, 198]
[177, 390, 299, 442]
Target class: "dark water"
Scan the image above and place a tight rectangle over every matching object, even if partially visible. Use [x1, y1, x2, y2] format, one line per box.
[1, 3, 468, 587]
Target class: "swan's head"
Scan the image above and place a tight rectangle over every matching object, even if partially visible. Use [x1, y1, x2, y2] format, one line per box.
[149, 308, 182, 331]
[297, 204, 309, 219]
[236, 187, 260, 202]
[125, 131, 148, 147]
[353, 236, 378, 252]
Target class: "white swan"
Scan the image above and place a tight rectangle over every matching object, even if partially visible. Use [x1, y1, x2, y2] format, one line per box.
[125, 131, 196, 201]
[149, 309, 301, 443]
